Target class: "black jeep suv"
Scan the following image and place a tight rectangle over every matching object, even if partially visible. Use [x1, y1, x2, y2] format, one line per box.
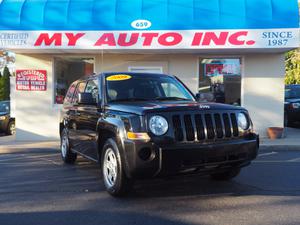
[60, 73, 259, 196]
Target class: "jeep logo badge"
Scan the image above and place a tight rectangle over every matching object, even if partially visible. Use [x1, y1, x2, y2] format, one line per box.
[199, 105, 210, 109]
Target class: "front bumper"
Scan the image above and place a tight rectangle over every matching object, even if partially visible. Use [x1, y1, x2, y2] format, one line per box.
[287, 109, 300, 122]
[123, 134, 259, 179]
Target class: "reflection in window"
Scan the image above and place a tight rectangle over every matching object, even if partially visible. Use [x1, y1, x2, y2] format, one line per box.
[54, 57, 94, 104]
[85, 80, 99, 103]
[199, 58, 241, 106]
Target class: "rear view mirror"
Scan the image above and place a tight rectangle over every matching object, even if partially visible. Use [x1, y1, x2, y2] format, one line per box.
[78, 93, 97, 105]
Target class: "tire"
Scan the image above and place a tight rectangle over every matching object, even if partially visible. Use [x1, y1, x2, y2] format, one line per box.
[6, 121, 16, 135]
[101, 138, 133, 197]
[60, 128, 77, 164]
[210, 168, 241, 181]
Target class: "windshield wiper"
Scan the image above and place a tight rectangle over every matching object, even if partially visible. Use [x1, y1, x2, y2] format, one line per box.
[110, 98, 150, 102]
[155, 97, 191, 101]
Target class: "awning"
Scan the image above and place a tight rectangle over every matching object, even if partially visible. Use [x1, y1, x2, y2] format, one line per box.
[0, 0, 299, 52]
[0, 0, 299, 30]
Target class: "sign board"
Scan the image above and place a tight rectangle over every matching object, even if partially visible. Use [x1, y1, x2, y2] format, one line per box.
[0, 29, 299, 50]
[205, 63, 240, 77]
[16, 70, 47, 91]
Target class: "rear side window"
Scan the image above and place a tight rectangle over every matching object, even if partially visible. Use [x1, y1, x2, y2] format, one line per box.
[64, 84, 76, 104]
[72, 82, 87, 104]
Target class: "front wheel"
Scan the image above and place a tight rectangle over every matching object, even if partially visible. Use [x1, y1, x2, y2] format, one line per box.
[60, 128, 77, 164]
[7, 121, 16, 135]
[210, 168, 241, 181]
[101, 138, 133, 197]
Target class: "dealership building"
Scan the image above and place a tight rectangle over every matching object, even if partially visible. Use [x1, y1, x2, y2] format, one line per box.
[0, 0, 299, 141]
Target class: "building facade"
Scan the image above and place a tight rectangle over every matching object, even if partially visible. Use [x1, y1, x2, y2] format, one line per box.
[0, 0, 299, 141]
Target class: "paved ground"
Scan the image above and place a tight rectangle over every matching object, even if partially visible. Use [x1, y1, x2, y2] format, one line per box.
[0, 147, 300, 225]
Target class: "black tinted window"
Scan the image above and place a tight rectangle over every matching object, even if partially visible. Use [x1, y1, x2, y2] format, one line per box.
[0, 102, 9, 113]
[285, 86, 300, 99]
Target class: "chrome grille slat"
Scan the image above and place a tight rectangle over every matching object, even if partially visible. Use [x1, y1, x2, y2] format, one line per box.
[223, 113, 232, 137]
[204, 114, 215, 139]
[184, 114, 195, 141]
[195, 114, 205, 140]
[230, 113, 239, 137]
[172, 115, 184, 142]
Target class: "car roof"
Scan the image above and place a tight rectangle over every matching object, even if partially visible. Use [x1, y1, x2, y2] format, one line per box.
[286, 84, 300, 88]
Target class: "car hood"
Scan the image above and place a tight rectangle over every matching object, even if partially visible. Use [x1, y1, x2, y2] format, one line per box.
[0, 112, 8, 116]
[107, 101, 244, 115]
[285, 98, 300, 104]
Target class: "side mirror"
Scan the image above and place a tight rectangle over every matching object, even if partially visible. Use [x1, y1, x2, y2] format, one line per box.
[78, 93, 97, 105]
[195, 93, 201, 102]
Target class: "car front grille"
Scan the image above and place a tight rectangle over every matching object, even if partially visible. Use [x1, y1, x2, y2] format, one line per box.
[171, 112, 240, 142]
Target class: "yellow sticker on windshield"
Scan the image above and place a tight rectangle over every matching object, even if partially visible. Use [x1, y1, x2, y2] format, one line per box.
[106, 74, 132, 81]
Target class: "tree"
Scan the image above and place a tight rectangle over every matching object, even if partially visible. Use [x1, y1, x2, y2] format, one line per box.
[285, 49, 300, 85]
[0, 66, 11, 101]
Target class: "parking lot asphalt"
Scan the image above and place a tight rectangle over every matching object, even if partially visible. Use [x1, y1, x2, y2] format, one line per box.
[0, 148, 300, 225]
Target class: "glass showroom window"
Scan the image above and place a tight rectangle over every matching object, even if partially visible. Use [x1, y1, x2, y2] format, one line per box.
[199, 58, 241, 106]
[54, 57, 94, 104]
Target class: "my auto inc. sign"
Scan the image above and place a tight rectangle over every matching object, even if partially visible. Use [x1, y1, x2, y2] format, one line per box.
[0, 29, 299, 50]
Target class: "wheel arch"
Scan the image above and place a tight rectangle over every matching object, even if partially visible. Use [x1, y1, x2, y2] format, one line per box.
[97, 118, 131, 177]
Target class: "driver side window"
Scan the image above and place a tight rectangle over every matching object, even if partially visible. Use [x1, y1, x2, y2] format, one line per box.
[85, 79, 99, 103]
[72, 82, 86, 104]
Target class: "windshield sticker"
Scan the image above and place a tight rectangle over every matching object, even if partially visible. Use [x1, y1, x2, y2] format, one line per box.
[106, 74, 132, 81]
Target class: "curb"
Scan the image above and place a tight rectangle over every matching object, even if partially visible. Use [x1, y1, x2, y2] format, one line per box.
[259, 145, 300, 151]
[0, 145, 299, 154]
[0, 147, 59, 154]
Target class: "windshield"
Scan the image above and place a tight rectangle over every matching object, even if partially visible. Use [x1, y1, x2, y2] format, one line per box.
[0, 102, 9, 113]
[106, 74, 195, 103]
[285, 86, 300, 99]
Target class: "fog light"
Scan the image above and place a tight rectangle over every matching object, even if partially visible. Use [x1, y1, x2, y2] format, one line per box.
[138, 147, 154, 161]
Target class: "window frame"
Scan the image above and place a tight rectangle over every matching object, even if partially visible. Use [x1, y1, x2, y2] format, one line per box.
[198, 56, 244, 106]
[52, 56, 96, 106]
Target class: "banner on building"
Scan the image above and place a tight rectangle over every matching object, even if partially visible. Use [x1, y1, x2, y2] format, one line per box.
[0, 28, 299, 50]
[16, 70, 47, 91]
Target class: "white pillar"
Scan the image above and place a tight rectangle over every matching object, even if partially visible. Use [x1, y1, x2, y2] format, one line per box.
[243, 53, 285, 138]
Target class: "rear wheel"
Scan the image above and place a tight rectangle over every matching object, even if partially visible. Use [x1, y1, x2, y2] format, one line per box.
[210, 168, 241, 181]
[60, 128, 77, 164]
[6, 121, 15, 135]
[101, 138, 133, 197]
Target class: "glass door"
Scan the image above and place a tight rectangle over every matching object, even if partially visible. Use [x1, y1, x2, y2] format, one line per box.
[199, 58, 241, 106]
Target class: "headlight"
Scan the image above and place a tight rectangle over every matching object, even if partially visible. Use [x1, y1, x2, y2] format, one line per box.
[238, 113, 249, 130]
[0, 116, 6, 121]
[149, 116, 168, 136]
[292, 103, 300, 109]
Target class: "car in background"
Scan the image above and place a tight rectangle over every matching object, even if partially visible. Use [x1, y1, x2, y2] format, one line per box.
[0, 101, 15, 135]
[285, 85, 300, 127]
